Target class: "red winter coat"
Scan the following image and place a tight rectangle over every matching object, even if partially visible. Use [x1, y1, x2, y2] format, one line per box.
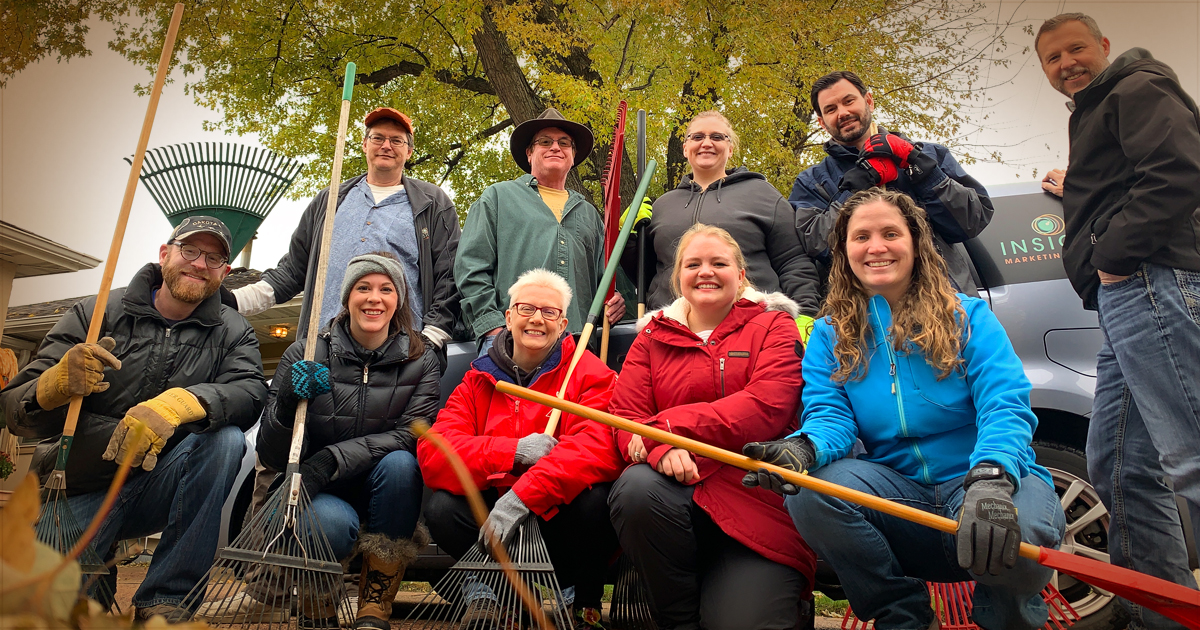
[418, 334, 623, 518]
[610, 289, 816, 583]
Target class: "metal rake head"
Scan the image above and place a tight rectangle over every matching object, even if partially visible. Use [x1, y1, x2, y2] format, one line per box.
[609, 553, 657, 630]
[400, 519, 569, 629]
[35, 480, 119, 611]
[172, 477, 352, 628]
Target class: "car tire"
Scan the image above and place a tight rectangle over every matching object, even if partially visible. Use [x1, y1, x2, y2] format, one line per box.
[1033, 441, 1130, 630]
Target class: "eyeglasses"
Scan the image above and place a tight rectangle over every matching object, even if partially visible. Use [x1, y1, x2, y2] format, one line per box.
[366, 134, 411, 147]
[511, 303, 563, 321]
[169, 241, 227, 268]
[685, 132, 729, 143]
[531, 136, 575, 149]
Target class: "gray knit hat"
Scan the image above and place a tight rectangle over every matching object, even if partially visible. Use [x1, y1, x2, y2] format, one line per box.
[340, 253, 408, 307]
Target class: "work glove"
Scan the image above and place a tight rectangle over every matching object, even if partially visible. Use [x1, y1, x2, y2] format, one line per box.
[795, 315, 815, 346]
[741, 435, 816, 496]
[863, 132, 916, 168]
[478, 491, 531, 550]
[297, 448, 338, 500]
[620, 197, 654, 233]
[957, 464, 1021, 576]
[102, 387, 207, 471]
[838, 163, 882, 193]
[35, 337, 121, 410]
[274, 359, 332, 424]
[514, 433, 558, 466]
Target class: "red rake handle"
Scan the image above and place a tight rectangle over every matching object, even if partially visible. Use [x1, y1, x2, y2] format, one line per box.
[493, 381, 1200, 627]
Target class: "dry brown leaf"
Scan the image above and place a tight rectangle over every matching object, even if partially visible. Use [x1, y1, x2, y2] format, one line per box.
[0, 475, 40, 572]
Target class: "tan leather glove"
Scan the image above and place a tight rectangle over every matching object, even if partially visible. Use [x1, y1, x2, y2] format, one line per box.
[35, 337, 121, 410]
[102, 388, 207, 471]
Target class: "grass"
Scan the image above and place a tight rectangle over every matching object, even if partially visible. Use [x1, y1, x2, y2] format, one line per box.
[813, 591, 850, 618]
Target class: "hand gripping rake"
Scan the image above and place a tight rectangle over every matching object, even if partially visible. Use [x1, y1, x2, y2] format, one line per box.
[173, 62, 358, 628]
[33, 3, 185, 612]
[495, 381, 1200, 629]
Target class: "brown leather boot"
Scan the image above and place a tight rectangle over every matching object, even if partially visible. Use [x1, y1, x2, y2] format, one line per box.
[353, 525, 427, 629]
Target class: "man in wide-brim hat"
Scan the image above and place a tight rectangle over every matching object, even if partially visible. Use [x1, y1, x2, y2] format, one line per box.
[455, 107, 625, 353]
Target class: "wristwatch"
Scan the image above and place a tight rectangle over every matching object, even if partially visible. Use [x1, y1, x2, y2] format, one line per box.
[963, 463, 1008, 489]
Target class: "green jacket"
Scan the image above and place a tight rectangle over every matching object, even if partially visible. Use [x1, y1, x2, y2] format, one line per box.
[455, 174, 604, 340]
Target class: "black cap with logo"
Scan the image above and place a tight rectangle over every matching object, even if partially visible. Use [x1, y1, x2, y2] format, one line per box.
[168, 216, 233, 258]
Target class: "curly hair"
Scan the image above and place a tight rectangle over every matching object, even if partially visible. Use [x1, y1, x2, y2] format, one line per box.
[820, 189, 967, 383]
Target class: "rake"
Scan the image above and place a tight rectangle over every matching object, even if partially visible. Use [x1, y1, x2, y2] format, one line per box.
[32, 2, 185, 613]
[608, 553, 657, 630]
[170, 61, 358, 628]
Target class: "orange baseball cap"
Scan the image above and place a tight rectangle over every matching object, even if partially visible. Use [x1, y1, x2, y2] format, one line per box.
[363, 107, 414, 135]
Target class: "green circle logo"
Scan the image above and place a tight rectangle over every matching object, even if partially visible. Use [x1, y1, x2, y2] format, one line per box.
[1032, 214, 1064, 236]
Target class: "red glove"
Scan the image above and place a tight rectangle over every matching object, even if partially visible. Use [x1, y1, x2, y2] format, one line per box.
[862, 157, 899, 186]
[864, 132, 916, 167]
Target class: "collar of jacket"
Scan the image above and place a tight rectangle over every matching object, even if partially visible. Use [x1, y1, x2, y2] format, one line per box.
[326, 316, 412, 367]
[474, 329, 568, 387]
[1072, 48, 1164, 111]
[122, 262, 224, 327]
[866, 294, 895, 348]
[636, 287, 800, 343]
[399, 173, 436, 218]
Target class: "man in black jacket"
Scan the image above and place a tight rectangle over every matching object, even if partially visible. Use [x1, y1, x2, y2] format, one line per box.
[1037, 14, 1200, 627]
[0, 216, 268, 621]
[232, 107, 462, 358]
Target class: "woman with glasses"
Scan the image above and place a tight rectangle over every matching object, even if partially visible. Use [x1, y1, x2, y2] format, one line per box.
[643, 111, 821, 332]
[254, 252, 441, 629]
[418, 268, 624, 629]
[609, 224, 816, 630]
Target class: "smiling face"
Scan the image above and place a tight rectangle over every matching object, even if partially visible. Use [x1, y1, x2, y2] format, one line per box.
[158, 232, 229, 304]
[677, 234, 746, 315]
[683, 116, 734, 175]
[347, 273, 399, 342]
[363, 119, 413, 180]
[506, 284, 568, 364]
[816, 79, 875, 146]
[846, 200, 915, 304]
[526, 127, 576, 185]
[1037, 20, 1110, 98]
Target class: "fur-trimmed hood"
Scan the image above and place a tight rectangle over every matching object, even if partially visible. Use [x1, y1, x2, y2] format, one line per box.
[635, 287, 800, 332]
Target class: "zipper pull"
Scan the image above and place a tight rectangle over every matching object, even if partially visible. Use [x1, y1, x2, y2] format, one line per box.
[363, 365, 369, 383]
[892, 383, 896, 394]
[165, 328, 171, 338]
[890, 363, 896, 376]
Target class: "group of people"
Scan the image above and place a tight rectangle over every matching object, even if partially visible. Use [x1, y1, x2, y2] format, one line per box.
[2, 11, 1198, 630]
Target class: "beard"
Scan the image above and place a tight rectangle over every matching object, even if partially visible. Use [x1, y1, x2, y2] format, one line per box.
[162, 260, 222, 304]
[827, 110, 872, 145]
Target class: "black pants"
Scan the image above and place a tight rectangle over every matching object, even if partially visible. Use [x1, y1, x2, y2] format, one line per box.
[424, 483, 618, 609]
[609, 465, 804, 630]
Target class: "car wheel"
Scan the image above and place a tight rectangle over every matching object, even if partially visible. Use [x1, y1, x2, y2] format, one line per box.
[1034, 441, 1129, 630]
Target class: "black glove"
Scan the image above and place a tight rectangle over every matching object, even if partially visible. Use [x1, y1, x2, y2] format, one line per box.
[741, 436, 816, 496]
[298, 448, 338, 500]
[838, 164, 880, 192]
[956, 464, 1021, 576]
[905, 147, 939, 183]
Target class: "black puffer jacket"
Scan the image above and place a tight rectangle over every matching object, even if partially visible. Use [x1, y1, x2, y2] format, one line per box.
[257, 317, 440, 486]
[1063, 48, 1200, 309]
[645, 167, 821, 314]
[0, 264, 267, 495]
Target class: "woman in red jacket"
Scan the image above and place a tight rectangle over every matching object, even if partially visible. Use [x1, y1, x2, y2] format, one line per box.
[609, 224, 816, 630]
[417, 268, 624, 629]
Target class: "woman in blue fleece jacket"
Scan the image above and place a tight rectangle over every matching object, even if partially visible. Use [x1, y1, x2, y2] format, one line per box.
[743, 189, 1065, 630]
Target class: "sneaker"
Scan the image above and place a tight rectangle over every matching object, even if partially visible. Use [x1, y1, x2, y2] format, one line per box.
[459, 597, 501, 629]
[572, 606, 605, 629]
[194, 591, 290, 623]
[133, 604, 189, 624]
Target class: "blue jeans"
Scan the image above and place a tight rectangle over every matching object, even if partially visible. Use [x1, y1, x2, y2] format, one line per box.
[1090, 262, 1200, 629]
[786, 459, 1065, 630]
[51, 426, 246, 610]
[308, 450, 423, 560]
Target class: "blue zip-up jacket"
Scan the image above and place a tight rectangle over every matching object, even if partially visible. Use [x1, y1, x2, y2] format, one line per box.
[793, 294, 1051, 490]
[789, 132, 993, 293]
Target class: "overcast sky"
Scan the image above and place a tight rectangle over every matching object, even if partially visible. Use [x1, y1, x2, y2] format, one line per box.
[3, 0, 1198, 307]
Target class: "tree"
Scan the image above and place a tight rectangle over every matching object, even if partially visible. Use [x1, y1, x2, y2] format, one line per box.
[9, 0, 1020, 215]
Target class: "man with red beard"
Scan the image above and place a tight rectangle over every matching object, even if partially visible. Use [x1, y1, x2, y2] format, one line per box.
[788, 70, 993, 295]
[0, 216, 267, 622]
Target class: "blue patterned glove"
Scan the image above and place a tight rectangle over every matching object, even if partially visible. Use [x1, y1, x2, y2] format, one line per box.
[290, 360, 331, 399]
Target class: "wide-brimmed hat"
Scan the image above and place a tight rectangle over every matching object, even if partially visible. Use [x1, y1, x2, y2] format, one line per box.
[508, 108, 594, 173]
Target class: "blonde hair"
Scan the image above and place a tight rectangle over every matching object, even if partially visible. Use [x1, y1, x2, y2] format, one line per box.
[508, 268, 573, 311]
[670, 224, 752, 299]
[821, 189, 967, 383]
[685, 110, 740, 156]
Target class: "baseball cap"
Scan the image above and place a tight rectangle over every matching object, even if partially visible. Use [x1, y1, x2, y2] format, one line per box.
[363, 107, 414, 136]
[169, 216, 233, 258]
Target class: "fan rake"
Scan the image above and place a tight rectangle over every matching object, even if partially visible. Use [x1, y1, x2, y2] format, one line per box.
[35, 477, 119, 611]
